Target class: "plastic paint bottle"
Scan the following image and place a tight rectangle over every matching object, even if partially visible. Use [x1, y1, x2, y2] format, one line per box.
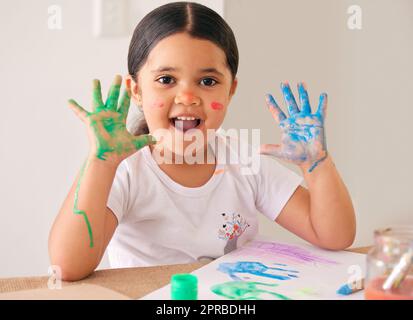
[171, 273, 198, 300]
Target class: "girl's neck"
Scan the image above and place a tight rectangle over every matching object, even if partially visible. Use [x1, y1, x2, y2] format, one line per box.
[148, 144, 217, 188]
[148, 144, 216, 167]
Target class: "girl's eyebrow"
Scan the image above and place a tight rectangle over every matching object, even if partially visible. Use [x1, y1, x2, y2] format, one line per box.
[200, 68, 225, 77]
[151, 66, 224, 77]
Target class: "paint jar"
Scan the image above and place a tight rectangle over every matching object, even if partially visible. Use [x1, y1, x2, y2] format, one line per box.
[170, 273, 198, 300]
[365, 227, 413, 300]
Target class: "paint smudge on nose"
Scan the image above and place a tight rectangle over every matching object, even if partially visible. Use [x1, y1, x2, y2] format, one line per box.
[211, 102, 224, 110]
[182, 93, 195, 101]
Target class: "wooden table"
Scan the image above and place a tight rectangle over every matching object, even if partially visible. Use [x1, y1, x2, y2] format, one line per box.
[0, 247, 371, 299]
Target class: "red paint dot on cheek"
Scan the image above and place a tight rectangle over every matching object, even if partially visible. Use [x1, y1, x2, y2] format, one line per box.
[211, 102, 224, 110]
[151, 101, 164, 108]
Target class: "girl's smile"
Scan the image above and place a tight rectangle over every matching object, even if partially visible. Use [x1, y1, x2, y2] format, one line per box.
[169, 115, 204, 133]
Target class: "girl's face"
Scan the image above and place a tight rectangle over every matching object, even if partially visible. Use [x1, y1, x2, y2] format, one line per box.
[128, 32, 238, 159]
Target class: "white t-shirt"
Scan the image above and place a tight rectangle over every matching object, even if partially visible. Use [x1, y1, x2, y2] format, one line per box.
[106, 131, 303, 268]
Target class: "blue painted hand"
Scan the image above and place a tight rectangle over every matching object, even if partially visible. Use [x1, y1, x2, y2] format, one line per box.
[260, 82, 328, 172]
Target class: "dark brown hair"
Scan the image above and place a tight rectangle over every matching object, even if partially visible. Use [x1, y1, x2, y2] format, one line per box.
[127, 1, 239, 135]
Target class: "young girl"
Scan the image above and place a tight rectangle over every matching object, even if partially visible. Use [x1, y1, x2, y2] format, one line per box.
[49, 1, 356, 281]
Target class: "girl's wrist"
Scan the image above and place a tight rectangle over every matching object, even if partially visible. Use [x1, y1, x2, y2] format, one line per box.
[299, 152, 330, 175]
[86, 153, 121, 171]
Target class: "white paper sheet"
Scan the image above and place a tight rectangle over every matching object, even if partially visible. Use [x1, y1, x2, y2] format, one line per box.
[141, 239, 366, 300]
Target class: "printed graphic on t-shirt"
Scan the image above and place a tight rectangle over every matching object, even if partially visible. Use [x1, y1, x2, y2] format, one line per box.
[218, 212, 250, 254]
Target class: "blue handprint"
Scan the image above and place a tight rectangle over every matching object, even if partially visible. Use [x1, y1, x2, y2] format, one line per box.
[217, 261, 299, 281]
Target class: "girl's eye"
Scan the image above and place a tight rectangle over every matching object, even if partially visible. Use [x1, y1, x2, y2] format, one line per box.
[157, 76, 175, 85]
[156, 76, 217, 87]
[200, 78, 218, 87]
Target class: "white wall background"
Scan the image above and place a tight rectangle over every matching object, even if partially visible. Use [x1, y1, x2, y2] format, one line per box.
[0, 0, 411, 278]
[224, 0, 413, 246]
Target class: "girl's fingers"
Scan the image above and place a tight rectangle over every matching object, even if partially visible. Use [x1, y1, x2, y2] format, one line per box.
[316, 93, 328, 121]
[105, 75, 122, 111]
[265, 94, 286, 123]
[68, 99, 89, 122]
[259, 144, 284, 159]
[281, 82, 300, 116]
[118, 87, 131, 121]
[133, 134, 157, 150]
[298, 82, 311, 114]
[92, 79, 105, 112]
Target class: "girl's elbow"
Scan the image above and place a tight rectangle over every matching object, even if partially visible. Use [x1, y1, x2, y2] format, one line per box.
[326, 215, 357, 251]
[330, 238, 355, 251]
[322, 234, 355, 251]
[61, 270, 93, 282]
[316, 229, 356, 251]
[50, 260, 95, 282]
[49, 251, 96, 282]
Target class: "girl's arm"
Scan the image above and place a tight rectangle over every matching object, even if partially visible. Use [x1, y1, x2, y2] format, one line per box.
[49, 158, 119, 281]
[275, 157, 356, 250]
[48, 76, 156, 281]
[261, 82, 356, 250]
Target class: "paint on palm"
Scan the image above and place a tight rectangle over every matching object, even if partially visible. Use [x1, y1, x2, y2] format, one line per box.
[260, 82, 328, 173]
[218, 213, 250, 254]
[68, 76, 156, 247]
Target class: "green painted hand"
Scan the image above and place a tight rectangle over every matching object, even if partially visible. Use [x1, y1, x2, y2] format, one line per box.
[68, 75, 156, 166]
[67, 75, 156, 248]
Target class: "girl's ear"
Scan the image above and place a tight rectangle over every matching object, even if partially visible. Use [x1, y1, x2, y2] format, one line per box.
[229, 77, 238, 99]
[125, 74, 142, 105]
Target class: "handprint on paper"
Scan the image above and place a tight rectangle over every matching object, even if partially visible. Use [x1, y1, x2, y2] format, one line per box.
[211, 281, 291, 300]
[217, 261, 299, 281]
